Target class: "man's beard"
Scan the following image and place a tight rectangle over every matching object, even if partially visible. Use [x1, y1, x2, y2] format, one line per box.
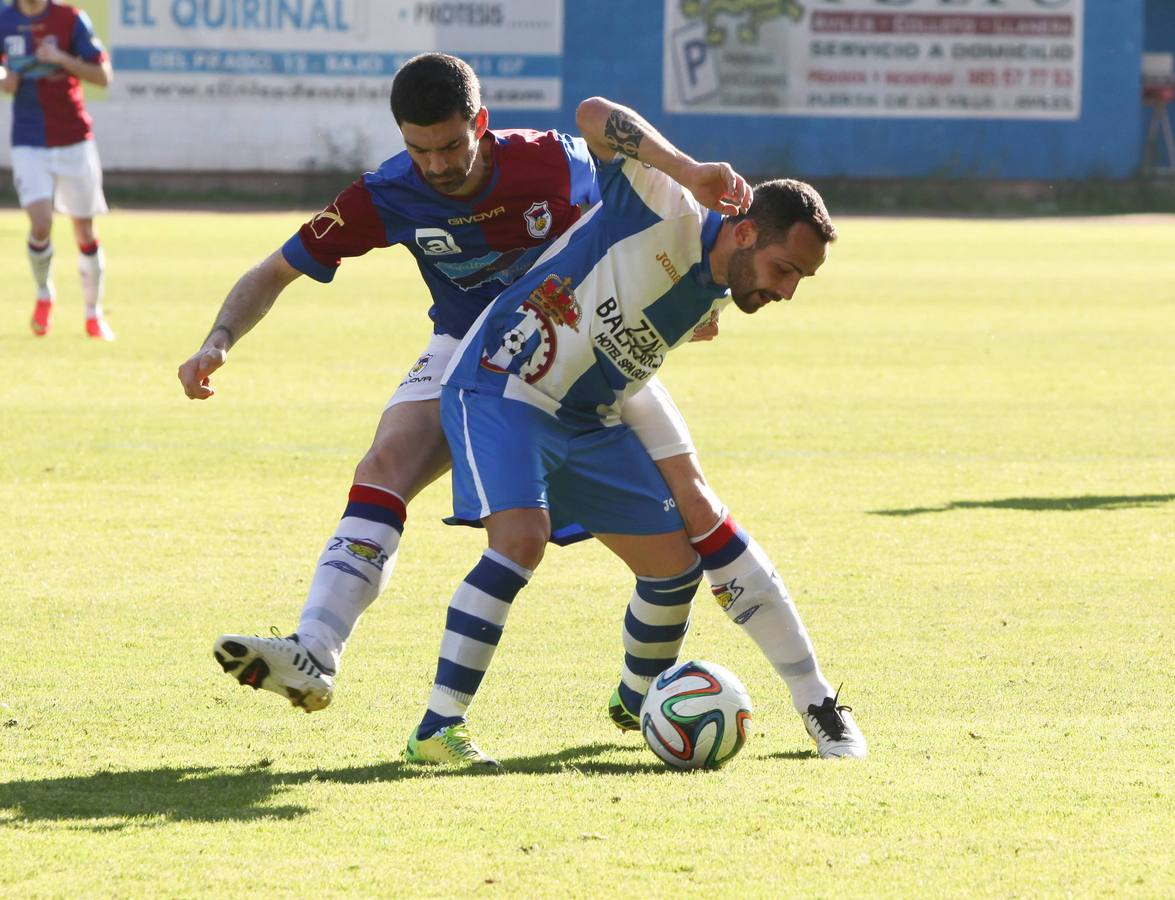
[727, 246, 776, 313]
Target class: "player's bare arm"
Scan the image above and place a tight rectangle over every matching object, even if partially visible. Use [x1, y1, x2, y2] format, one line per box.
[178, 250, 302, 400]
[34, 41, 112, 87]
[575, 96, 753, 216]
[0, 65, 18, 93]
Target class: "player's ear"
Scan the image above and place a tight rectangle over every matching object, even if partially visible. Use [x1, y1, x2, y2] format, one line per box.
[474, 107, 489, 139]
[733, 218, 758, 249]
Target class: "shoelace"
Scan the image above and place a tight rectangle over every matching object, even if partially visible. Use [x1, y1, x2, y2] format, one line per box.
[809, 686, 853, 740]
[440, 725, 484, 760]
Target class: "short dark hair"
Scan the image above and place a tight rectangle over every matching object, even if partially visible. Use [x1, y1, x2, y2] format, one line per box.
[390, 53, 481, 126]
[736, 178, 837, 246]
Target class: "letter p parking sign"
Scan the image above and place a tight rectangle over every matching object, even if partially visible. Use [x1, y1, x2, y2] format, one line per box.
[669, 20, 719, 106]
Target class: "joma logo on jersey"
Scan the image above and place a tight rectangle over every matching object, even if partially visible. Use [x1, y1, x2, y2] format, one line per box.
[447, 205, 506, 226]
[310, 203, 344, 239]
[656, 251, 681, 284]
[531, 274, 581, 331]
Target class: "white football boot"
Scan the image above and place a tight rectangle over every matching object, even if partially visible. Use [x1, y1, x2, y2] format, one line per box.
[802, 691, 868, 759]
[213, 632, 334, 713]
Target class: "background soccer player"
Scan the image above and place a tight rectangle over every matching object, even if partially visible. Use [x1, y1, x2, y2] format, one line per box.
[0, 0, 114, 340]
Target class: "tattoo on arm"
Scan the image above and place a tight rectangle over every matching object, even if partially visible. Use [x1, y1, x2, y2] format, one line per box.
[603, 110, 644, 159]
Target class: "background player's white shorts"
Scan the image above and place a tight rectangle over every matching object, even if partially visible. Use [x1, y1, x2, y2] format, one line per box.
[384, 333, 460, 410]
[11, 140, 109, 217]
[388, 333, 696, 459]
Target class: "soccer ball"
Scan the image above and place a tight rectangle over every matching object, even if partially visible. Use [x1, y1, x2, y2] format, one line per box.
[640, 660, 752, 770]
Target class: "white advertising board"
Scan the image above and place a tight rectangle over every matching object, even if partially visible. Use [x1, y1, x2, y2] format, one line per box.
[0, 1, 564, 172]
[110, 0, 563, 112]
[664, 0, 1084, 120]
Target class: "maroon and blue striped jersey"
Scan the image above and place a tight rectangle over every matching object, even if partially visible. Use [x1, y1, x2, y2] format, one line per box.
[281, 129, 600, 339]
[0, 1, 106, 148]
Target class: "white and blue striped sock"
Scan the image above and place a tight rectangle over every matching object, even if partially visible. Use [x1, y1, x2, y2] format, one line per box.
[616, 558, 703, 716]
[417, 549, 533, 740]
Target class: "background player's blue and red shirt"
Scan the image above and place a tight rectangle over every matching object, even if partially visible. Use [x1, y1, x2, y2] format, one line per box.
[282, 129, 599, 339]
[0, 1, 106, 147]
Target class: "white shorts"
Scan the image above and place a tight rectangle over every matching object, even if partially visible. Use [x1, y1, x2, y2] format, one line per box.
[388, 333, 695, 461]
[384, 332, 460, 410]
[11, 140, 109, 217]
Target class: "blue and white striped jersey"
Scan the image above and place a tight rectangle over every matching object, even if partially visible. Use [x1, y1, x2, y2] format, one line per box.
[443, 156, 732, 424]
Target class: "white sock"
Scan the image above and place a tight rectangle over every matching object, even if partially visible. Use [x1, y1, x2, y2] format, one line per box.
[78, 242, 105, 318]
[27, 238, 54, 299]
[295, 484, 406, 673]
[693, 514, 834, 712]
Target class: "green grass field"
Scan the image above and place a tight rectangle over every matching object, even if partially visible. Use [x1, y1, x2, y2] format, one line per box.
[1, 208, 1172, 897]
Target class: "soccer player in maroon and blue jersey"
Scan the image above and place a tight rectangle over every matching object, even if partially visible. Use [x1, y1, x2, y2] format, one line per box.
[179, 54, 865, 761]
[0, 0, 113, 340]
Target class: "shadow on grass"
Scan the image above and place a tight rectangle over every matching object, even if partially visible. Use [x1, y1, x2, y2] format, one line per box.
[761, 749, 818, 761]
[869, 493, 1175, 517]
[0, 742, 710, 828]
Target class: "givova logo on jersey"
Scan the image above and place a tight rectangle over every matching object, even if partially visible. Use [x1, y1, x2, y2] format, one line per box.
[480, 274, 580, 384]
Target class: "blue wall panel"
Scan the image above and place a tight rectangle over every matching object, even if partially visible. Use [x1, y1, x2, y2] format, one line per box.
[1145, 0, 1175, 51]
[493, 1, 1146, 181]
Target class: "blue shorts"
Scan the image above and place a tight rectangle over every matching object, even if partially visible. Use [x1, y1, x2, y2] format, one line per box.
[442, 386, 684, 536]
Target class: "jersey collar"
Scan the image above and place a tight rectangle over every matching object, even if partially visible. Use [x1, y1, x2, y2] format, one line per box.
[695, 211, 726, 289]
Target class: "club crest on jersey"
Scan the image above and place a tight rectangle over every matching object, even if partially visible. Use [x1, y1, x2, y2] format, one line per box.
[310, 203, 345, 239]
[532, 274, 581, 331]
[415, 227, 462, 256]
[409, 353, 433, 377]
[4, 36, 26, 57]
[524, 201, 553, 239]
[479, 274, 578, 384]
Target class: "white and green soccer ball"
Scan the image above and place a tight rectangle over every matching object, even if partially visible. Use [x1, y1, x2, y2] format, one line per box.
[640, 660, 752, 770]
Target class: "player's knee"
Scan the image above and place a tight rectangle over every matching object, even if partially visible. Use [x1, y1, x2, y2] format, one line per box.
[353, 445, 398, 486]
[486, 516, 549, 571]
[28, 217, 52, 242]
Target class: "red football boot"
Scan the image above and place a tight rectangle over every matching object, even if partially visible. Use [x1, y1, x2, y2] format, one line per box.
[85, 315, 116, 341]
[31, 298, 53, 336]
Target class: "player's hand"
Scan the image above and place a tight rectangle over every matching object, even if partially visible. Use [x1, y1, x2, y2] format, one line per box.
[682, 161, 753, 216]
[0, 67, 20, 94]
[178, 347, 228, 400]
[689, 311, 720, 342]
[35, 41, 68, 67]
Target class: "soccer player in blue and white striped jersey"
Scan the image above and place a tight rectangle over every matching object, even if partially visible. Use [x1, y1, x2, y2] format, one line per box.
[405, 98, 867, 765]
